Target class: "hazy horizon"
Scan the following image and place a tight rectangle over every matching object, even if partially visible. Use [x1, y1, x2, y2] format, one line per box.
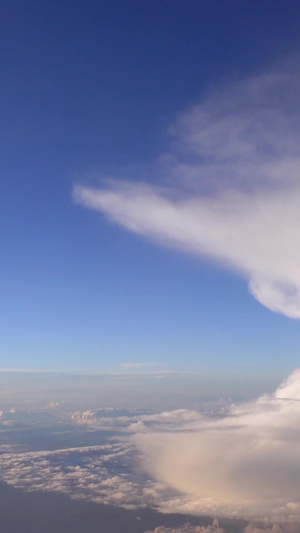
[2, 1, 300, 531]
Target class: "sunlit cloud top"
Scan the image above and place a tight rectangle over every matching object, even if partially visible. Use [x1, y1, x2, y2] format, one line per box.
[73, 58, 300, 319]
[134, 368, 300, 523]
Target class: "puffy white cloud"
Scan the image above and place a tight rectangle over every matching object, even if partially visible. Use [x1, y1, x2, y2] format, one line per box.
[134, 369, 300, 523]
[73, 59, 300, 319]
[0, 441, 178, 511]
[144, 519, 225, 533]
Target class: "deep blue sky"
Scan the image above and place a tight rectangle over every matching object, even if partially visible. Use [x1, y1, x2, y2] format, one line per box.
[2, 1, 300, 380]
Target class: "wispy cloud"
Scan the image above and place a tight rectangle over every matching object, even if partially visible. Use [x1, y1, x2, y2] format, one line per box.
[0, 368, 58, 373]
[120, 362, 161, 369]
[73, 58, 300, 319]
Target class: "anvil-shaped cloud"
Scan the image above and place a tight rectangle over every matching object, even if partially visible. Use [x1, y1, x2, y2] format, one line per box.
[73, 59, 300, 318]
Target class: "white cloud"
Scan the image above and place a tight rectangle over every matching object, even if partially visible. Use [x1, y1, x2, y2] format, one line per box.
[1, 372, 300, 525]
[71, 407, 212, 433]
[134, 369, 300, 523]
[73, 58, 300, 319]
[120, 362, 161, 369]
[144, 519, 225, 533]
[0, 441, 178, 511]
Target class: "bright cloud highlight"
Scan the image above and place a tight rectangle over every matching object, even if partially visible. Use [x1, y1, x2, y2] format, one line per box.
[73, 59, 300, 319]
[134, 369, 300, 523]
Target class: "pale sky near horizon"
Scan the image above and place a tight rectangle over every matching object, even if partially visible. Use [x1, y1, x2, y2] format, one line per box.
[2, 1, 300, 384]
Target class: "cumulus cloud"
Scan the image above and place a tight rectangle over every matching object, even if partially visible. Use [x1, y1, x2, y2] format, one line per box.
[0, 441, 179, 511]
[73, 58, 300, 318]
[134, 369, 300, 523]
[144, 519, 225, 533]
[1, 373, 300, 526]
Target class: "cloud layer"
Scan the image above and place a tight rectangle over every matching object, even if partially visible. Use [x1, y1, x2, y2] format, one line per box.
[0, 442, 173, 510]
[134, 369, 300, 523]
[1, 370, 300, 526]
[74, 59, 300, 318]
[144, 524, 300, 533]
[144, 520, 225, 533]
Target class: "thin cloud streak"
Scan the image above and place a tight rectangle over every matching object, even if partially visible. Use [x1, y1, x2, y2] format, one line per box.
[120, 362, 161, 369]
[73, 58, 300, 319]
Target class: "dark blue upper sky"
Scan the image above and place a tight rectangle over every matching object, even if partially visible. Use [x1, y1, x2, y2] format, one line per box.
[2, 1, 300, 378]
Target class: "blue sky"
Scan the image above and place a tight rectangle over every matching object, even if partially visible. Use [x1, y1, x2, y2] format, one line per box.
[2, 1, 300, 382]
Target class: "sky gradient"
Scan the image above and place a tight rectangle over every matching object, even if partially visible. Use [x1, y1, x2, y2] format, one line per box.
[3, 3, 300, 531]
[2, 1, 300, 384]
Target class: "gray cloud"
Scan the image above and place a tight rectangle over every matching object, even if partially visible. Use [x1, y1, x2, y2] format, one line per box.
[243, 525, 300, 533]
[74, 58, 300, 318]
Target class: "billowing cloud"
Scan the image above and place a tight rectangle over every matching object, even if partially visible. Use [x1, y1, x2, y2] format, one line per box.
[73, 59, 300, 318]
[1, 372, 300, 526]
[134, 369, 300, 523]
